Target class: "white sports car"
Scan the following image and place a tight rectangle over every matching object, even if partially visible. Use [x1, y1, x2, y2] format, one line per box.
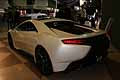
[8, 18, 110, 75]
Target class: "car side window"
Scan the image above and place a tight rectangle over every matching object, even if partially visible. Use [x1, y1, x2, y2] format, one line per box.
[16, 22, 37, 32]
[16, 23, 27, 31]
[27, 22, 38, 32]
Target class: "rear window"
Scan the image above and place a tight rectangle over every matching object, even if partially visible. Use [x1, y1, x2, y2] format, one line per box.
[45, 21, 93, 35]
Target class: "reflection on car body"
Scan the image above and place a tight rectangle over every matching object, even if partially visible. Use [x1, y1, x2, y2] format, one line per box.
[8, 18, 110, 75]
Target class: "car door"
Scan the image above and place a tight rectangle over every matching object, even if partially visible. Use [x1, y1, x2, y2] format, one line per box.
[12, 23, 28, 50]
[22, 22, 38, 55]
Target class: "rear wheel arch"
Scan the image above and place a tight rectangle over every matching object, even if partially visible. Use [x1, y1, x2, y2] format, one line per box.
[35, 45, 52, 62]
[35, 45, 53, 75]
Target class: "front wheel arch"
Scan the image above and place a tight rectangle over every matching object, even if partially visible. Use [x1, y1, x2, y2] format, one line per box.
[8, 32, 15, 49]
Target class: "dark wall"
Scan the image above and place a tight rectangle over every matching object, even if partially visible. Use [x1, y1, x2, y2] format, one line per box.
[111, 1, 120, 49]
[102, 0, 112, 26]
[103, 0, 120, 49]
[103, 0, 120, 50]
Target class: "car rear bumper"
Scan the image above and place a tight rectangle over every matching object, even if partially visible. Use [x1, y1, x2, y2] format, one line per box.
[54, 45, 91, 63]
[65, 34, 110, 70]
[51, 34, 110, 72]
[51, 45, 91, 72]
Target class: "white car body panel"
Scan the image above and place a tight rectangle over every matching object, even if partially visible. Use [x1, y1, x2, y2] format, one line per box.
[11, 31, 25, 50]
[51, 44, 91, 72]
[21, 32, 39, 55]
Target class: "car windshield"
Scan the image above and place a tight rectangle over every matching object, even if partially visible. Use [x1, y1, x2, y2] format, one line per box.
[45, 21, 93, 35]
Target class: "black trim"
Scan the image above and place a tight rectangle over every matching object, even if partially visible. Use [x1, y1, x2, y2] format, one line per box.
[65, 34, 110, 71]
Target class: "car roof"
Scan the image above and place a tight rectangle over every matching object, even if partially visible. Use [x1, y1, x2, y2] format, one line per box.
[36, 18, 98, 31]
[24, 18, 101, 31]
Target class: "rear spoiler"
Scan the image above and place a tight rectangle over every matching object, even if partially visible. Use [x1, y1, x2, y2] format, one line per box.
[105, 17, 113, 32]
[96, 17, 113, 32]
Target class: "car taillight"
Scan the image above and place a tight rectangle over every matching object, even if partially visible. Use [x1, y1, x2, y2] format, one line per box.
[62, 39, 85, 44]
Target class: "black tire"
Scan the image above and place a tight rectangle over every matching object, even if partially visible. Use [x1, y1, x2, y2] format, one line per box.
[35, 47, 53, 75]
[8, 33, 15, 49]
